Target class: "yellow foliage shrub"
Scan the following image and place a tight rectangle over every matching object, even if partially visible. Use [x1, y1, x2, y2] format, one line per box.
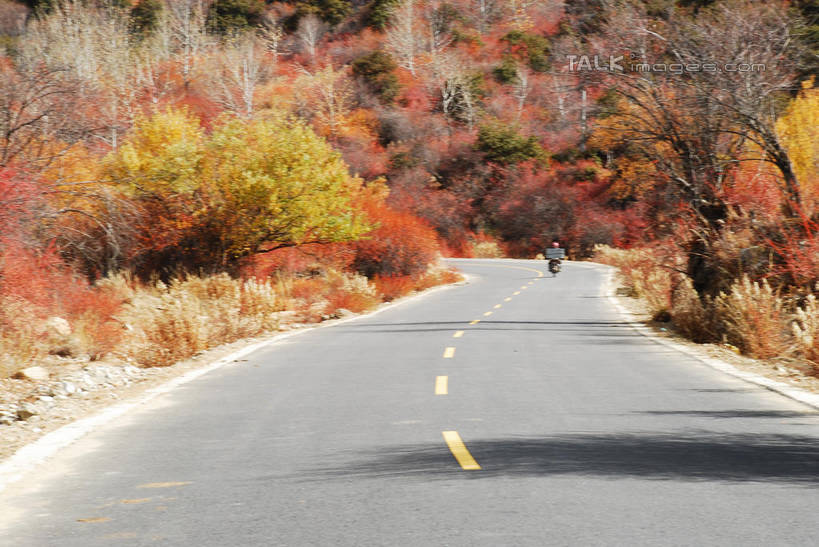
[472, 241, 505, 258]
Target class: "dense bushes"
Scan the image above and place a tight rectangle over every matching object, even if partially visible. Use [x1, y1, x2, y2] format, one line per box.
[0, 240, 125, 375]
[596, 245, 819, 368]
[104, 109, 371, 277]
[351, 203, 440, 278]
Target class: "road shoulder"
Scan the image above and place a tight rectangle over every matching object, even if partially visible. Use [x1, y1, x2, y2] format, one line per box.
[596, 262, 819, 409]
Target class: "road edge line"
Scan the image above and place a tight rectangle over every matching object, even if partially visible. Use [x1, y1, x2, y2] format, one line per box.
[595, 262, 819, 411]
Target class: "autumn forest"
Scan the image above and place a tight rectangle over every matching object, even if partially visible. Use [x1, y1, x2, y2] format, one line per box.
[1, 0, 818, 373]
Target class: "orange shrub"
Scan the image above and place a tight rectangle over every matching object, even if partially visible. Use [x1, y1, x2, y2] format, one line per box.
[324, 290, 379, 314]
[372, 274, 416, 301]
[0, 239, 125, 365]
[288, 277, 328, 303]
[352, 205, 439, 278]
[242, 244, 356, 278]
[414, 267, 463, 291]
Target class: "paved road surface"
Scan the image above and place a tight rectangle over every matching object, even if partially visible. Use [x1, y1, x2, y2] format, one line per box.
[2, 259, 819, 546]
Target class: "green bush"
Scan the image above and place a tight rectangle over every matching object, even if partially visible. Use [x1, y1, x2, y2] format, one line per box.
[502, 30, 551, 72]
[130, 0, 163, 36]
[208, 0, 265, 34]
[367, 0, 399, 29]
[352, 51, 401, 103]
[295, 0, 352, 26]
[493, 57, 519, 84]
[476, 122, 547, 165]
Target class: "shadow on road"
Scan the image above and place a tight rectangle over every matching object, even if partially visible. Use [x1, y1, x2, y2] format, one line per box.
[308, 432, 819, 485]
[334, 320, 636, 335]
[636, 410, 819, 419]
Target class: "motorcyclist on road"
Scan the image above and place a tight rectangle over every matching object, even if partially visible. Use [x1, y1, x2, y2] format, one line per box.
[547, 241, 564, 276]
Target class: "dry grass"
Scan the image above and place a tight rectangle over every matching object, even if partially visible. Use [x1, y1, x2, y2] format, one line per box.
[414, 265, 463, 290]
[713, 276, 790, 359]
[472, 240, 505, 258]
[373, 275, 416, 301]
[595, 245, 818, 363]
[321, 269, 380, 314]
[670, 277, 717, 343]
[594, 245, 674, 320]
[0, 297, 47, 377]
[118, 273, 285, 367]
[793, 288, 819, 364]
[374, 265, 463, 301]
[0, 261, 464, 376]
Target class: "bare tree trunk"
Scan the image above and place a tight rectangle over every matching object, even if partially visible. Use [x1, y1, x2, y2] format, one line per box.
[164, 0, 211, 90]
[296, 14, 325, 65]
[386, 0, 420, 76]
[208, 34, 269, 118]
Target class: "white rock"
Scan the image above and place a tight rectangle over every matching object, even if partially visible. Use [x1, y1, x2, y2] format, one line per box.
[45, 316, 72, 337]
[13, 366, 50, 381]
[61, 381, 78, 395]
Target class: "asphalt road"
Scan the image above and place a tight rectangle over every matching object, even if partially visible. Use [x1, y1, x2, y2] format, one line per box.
[2, 259, 819, 546]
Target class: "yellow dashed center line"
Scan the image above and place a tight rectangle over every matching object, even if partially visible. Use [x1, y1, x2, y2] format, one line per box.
[483, 311, 493, 316]
[453, 330, 464, 338]
[513, 291, 521, 295]
[442, 431, 481, 470]
[469, 319, 480, 325]
[435, 376, 448, 395]
[521, 286, 528, 290]
[528, 281, 534, 285]
[493, 304, 502, 309]
[504, 297, 512, 302]
[443, 347, 456, 358]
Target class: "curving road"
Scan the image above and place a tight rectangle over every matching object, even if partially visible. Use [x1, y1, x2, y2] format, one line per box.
[2, 259, 819, 546]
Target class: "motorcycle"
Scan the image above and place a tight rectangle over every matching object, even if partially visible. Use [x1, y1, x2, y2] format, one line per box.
[545, 247, 565, 277]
